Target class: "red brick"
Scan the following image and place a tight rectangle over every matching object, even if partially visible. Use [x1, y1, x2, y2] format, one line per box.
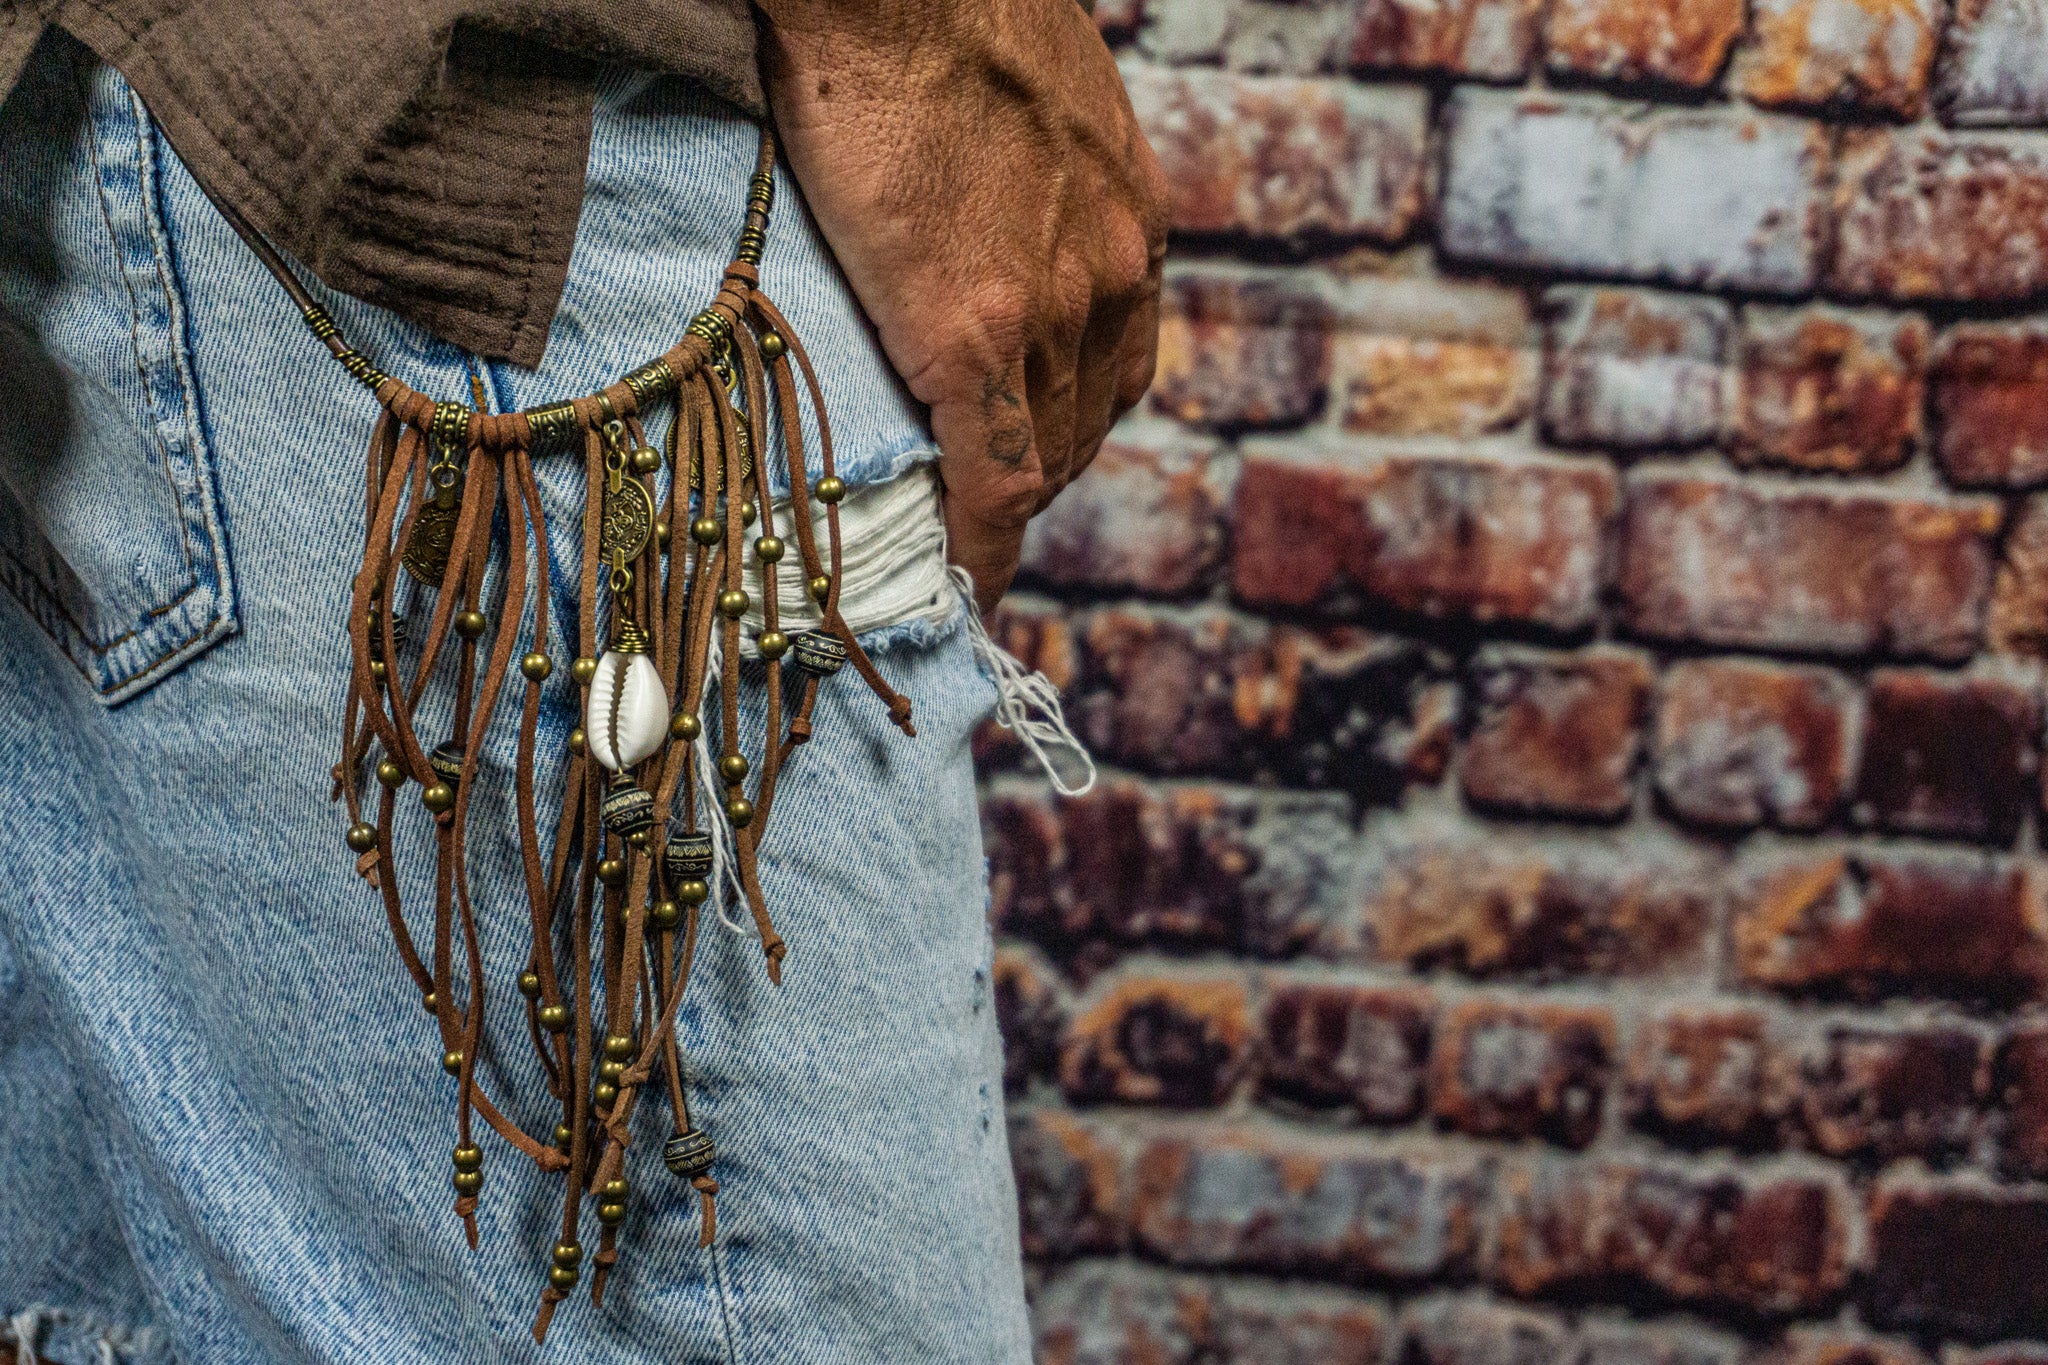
[1440, 90, 1830, 294]
[1232, 446, 1616, 629]
[994, 946, 1068, 1097]
[1830, 128, 2048, 302]
[1735, 0, 1939, 117]
[1130, 1126, 1489, 1279]
[1216, 1282, 1388, 1365]
[1731, 850, 2048, 1001]
[1461, 646, 1651, 820]
[1348, 0, 1543, 77]
[1854, 669, 2039, 842]
[1033, 1262, 1213, 1365]
[1653, 659, 1854, 831]
[1931, 323, 2048, 489]
[1617, 472, 2001, 661]
[1124, 65, 1428, 241]
[1492, 1157, 1853, 1314]
[1864, 1178, 2048, 1338]
[1990, 1023, 2048, 1178]
[1060, 972, 1254, 1107]
[1791, 1024, 1986, 1160]
[1732, 306, 1928, 474]
[983, 777, 1356, 973]
[1540, 286, 1730, 451]
[1335, 277, 1535, 439]
[1581, 1319, 1744, 1365]
[1430, 999, 1615, 1149]
[1937, 0, 2048, 126]
[1150, 271, 1332, 431]
[1544, 0, 1744, 87]
[1074, 606, 1448, 798]
[1626, 1007, 1782, 1147]
[1362, 824, 1716, 979]
[1989, 494, 2048, 658]
[1021, 427, 1228, 597]
[1011, 1107, 1129, 1258]
[1753, 1329, 1937, 1365]
[1258, 980, 1434, 1121]
[1400, 1296, 1570, 1365]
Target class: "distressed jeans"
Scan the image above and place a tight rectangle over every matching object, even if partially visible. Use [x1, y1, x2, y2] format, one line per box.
[0, 33, 1030, 1365]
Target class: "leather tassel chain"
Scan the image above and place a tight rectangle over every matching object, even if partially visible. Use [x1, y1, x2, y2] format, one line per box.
[209, 128, 915, 1340]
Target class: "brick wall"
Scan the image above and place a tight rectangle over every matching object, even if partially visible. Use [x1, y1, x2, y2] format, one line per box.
[984, 1, 2048, 1360]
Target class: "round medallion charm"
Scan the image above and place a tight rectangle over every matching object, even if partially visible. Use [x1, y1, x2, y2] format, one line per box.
[600, 478, 656, 564]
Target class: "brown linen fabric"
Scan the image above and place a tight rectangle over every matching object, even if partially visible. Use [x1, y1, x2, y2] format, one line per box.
[0, 0, 764, 366]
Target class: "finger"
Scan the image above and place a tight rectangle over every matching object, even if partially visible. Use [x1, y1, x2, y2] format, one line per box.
[932, 356, 1044, 614]
[1068, 277, 1158, 483]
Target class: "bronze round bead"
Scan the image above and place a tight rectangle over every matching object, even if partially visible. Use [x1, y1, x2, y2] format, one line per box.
[741, 499, 757, 526]
[717, 588, 750, 618]
[539, 1005, 569, 1032]
[808, 574, 832, 604]
[757, 629, 789, 660]
[725, 797, 754, 828]
[719, 753, 750, 784]
[455, 609, 488, 639]
[691, 515, 722, 545]
[422, 991, 438, 1013]
[593, 1081, 618, 1108]
[521, 651, 553, 682]
[376, 758, 406, 789]
[630, 444, 662, 475]
[670, 711, 701, 743]
[452, 1169, 483, 1195]
[754, 534, 783, 563]
[676, 878, 709, 906]
[598, 1200, 627, 1227]
[571, 656, 599, 686]
[628, 827, 650, 848]
[567, 727, 587, 757]
[442, 1049, 464, 1076]
[453, 1143, 483, 1172]
[346, 822, 378, 853]
[655, 518, 672, 551]
[598, 1059, 625, 1082]
[602, 1177, 629, 1201]
[553, 1123, 574, 1148]
[604, 1033, 635, 1061]
[650, 899, 682, 931]
[597, 857, 627, 888]
[421, 782, 455, 815]
[517, 970, 541, 999]
[548, 1264, 578, 1290]
[369, 659, 388, 682]
[815, 475, 846, 504]
[759, 331, 786, 360]
[553, 1240, 583, 1267]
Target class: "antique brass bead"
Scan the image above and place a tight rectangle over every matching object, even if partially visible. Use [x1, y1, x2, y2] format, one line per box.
[548, 1265, 578, 1290]
[517, 970, 541, 999]
[628, 827, 650, 848]
[571, 656, 599, 686]
[554, 1241, 583, 1267]
[808, 574, 832, 604]
[670, 712, 701, 743]
[741, 499, 757, 526]
[346, 822, 378, 853]
[630, 445, 662, 475]
[452, 1169, 483, 1195]
[423, 991, 438, 1013]
[604, 1033, 635, 1061]
[567, 727, 587, 757]
[455, 609, 487, 639]
[754, 534, 783, 563]
[602, 1177, 630, 1201]
[650, 899, 681, 931]
[815, 475, 845, 504]
[691, 516, 722, 545]
[757, 630, 789, 660]
[369, 659, 388, 682]
[442, 1049, 464, 1076]
[539, 1005, 569, 1032]
[719, 753, 749, 783]
[553, 1123, 574, 1148]
[677, 878, 709, 906]
[376, 758, 406, 789]
[759, 331, 786, 359]
[598, 1059, 625, 1082]
[593, 1081, 618, 1108]
[598, 1201, 627, 1227]
[453, 1143, 483, 1172]
[725, 797, 754, 828]
[655, 519, 671, 550]
[421, 782, 455, 815]
[718, 588, 750, 618]
[521, 651, 552, 682]
[597, 857, 627, 887]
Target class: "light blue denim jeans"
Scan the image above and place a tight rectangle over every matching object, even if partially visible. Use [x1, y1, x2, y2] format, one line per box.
[0, 32, 1029, 1365]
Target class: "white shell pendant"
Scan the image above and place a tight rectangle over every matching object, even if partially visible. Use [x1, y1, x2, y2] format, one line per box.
[585, 650, 669, 771]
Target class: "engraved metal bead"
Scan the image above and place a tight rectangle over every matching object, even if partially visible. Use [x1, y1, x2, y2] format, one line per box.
[814, 475, 845, 504]
[346, 822, 378, 853]
[376, 758, 406, 789]
[421, 782, 455, 815]
[663, 1128, 716, 1180]
[521, 652, 553, 682]
[600, 778, 656, 837]
[427, 742, 465, 789]
[789, 629, 848, 678]
[455, 609, 487, 639]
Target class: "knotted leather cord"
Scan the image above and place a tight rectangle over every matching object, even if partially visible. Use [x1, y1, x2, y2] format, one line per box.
[194, 125, 915, 1340]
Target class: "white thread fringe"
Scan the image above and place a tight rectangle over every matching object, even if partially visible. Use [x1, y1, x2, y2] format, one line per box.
[951, 565, 1096, 798]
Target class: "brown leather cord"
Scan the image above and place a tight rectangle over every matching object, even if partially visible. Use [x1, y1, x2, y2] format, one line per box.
[206, 123, 918, 1337]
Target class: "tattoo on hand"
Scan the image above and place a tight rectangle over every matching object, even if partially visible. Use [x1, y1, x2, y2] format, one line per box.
[981, 370, 1031, 468]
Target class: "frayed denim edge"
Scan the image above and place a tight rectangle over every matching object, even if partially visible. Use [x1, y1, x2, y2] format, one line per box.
[3, 1305, 169, 1365]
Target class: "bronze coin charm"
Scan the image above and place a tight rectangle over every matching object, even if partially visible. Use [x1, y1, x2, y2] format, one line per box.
[400, 482, 462, 586]
[600, 476, 656, 565]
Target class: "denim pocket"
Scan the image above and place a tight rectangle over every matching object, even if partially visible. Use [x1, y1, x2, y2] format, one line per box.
[0, 34, 235, 704]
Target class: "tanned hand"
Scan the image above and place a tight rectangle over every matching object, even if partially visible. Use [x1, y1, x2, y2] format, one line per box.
[755, 0, 1168, 612]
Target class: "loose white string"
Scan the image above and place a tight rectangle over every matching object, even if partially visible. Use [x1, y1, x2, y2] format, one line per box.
[950, 564, 1097, 798]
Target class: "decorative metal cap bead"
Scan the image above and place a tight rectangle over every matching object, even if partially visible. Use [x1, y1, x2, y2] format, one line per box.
[664, 1128, 716, 1180]
[421, 782, 455, 815]
[601, 777, 656, 836]
[521, 652, 552, 682]
[666, 832, 714, 883]
[454, 609, 487, 639]
[376, 759, 406, 789]
[346, 822, 378, 853]
[789, 630, 848, 678]
[427, 742, 465, 789]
